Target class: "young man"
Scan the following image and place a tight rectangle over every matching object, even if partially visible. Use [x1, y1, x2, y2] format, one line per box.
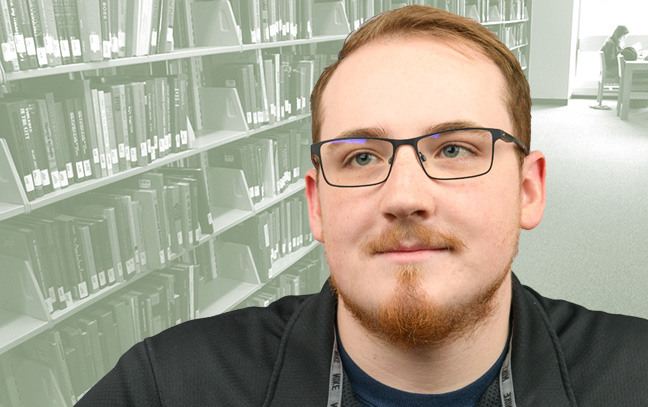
[76, 6, 648, 406]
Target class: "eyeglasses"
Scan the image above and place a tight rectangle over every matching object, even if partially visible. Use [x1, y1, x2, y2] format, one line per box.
[310, 128, 529, 188]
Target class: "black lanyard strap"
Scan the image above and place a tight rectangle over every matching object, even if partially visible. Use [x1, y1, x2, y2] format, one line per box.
[326, 327, 517, 407]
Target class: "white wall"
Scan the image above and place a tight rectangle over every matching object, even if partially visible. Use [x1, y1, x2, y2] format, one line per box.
[528, 0, 580, 102]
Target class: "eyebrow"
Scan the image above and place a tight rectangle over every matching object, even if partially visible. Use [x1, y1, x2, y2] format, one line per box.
[332, 120, 486, 141]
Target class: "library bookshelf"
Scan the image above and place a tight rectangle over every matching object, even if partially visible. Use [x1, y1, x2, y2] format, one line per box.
[0, 0, 532, 405]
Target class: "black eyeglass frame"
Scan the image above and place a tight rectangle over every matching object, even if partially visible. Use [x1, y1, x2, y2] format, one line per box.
[310, 128, 530, 188]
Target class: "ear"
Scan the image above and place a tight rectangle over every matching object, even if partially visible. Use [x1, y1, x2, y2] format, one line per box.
[305, 168, 324, 242]
[519, 151, 546, 230]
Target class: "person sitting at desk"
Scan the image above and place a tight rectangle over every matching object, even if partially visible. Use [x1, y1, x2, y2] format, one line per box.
[601, 25, 629, 78]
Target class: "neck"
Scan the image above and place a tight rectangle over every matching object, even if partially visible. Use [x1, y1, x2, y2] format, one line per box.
[336, 273, 512, 395]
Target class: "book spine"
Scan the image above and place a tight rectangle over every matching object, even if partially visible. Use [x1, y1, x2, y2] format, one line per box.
[63, 98, 85, 182]
[26, 0, 49, 66]
[128, 81, 149, 167]
[53, 101, 74, 185]
[20, 101, 44, 197]
[116, 0, 125, 56]
[131, 199, 148, 272]
[148, 0, 160, 54]
[99, 0, 110, 59]
[51, 0, 70, 64]
[15, 0, 38, 68]
[26, 100, 53, 194]
[61, 0, 81, 61]
[77, 223, 100, 294]
[0, 0, 20, 71]
[42, 94, 68, 189]
[76, 0, 102, 62]
[38, 0, 62, 65]
[90, 88, 108, 177]
[74, 97, 94, 179]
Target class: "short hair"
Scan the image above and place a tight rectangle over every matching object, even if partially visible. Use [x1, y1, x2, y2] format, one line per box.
[310, 5, 531, 166]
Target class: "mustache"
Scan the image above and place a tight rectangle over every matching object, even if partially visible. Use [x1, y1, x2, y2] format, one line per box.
[363, 221, 466, 254]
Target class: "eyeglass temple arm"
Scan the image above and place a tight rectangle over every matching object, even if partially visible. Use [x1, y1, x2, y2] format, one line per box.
[501, 132, 529, 155]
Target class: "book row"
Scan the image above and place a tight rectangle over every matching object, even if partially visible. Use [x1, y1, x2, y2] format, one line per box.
[0, 169, 214, 313]
[341, 0, 529, 32]
[0, 243, 326, 407]
[241, 252, 327, 308]
[0, 262, 202, 406]
[0, 75, 190, 201]
[219, 192, 314, 282]
[209, 121, 311, 204]
[202, 50, 333, 129]
[0, 0, 180, 73]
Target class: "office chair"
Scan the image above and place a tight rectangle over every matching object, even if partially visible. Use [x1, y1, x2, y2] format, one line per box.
[590, 51, 619, 110]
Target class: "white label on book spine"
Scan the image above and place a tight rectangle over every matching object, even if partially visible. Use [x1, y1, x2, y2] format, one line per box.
[91, 275, 99, 290]
[207, 212, 213, 225]
[66, 162, 74, 178]
[71, 39, 81, 56]
[140, 250, 147, 266]
[75, 161, 85, 178]
[84, 159, 92, 176]
[177, 232, 183, 246]
[150, 31, 157, 47]
[131, 147, 137, 163]
[14, 34, 26, 53]
[23, 174, 35, 192]
[181, 130, 188, 145]
[59, 170, 69, 187]
[92, 148, 100, 163]
[119, 31, 126, 48]
[118, 143, 125, 158]
[126, 258, 135, 274]
[32, 169, 42, 187]
[52, 37, 61, 58]
[41, 169, 50, 186]
[44, 35, 53, 53]
[51, 170, 60, 189]
[25, 37, 36, 55]
[99, 152, 106, 169]
[65, 291, 73, 307]
[60, 40, 70, 58]
[175, 134, 180, 149]
[167, 247, 171, 259]
[111, 148, 118, 164]
[159, 250, 165, 265]
[57, 287, 65, 301]
[246, 112, 252, 124]
[167, 28, 173, 43]
[103, 40, 111, 58]
[89, 34, 101, 52]
[78, 282, 88, 298]
[111, 37, 119, 53]
[98, 271, 106, 286]
[1, 42, 16, 62]
[263, 224, 270, 248]
[107, 267, 115, 283]
[117, 262, 123, 278]
[166, 134, 171, 151]
[45, 297, 54, 313]
[254, 186, 260, 197]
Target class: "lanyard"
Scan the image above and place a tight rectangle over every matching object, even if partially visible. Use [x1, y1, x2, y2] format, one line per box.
[327, 327, 517, 407]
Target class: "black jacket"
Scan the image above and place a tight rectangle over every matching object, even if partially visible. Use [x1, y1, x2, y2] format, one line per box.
[76, 274, 648, 406]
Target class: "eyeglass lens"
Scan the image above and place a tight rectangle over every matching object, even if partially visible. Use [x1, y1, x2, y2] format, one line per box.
[320, 129, 494, 186]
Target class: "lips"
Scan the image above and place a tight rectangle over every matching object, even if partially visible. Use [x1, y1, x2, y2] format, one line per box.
[379, 243, 448, 254]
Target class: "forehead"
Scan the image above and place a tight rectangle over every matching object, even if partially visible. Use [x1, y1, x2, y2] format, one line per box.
[320, 37, 511, 140]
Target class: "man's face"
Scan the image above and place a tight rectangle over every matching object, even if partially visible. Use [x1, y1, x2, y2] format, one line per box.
[305, 37, 545, 348]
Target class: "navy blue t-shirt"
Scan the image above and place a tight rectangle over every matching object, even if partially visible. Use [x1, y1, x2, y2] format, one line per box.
[338, 338, 508, 407]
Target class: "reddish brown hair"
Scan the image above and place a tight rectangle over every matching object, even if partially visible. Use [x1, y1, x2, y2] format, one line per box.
[310, 5, 531, 165]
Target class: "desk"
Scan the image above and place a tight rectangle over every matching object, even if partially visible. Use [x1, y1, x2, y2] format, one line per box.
[617, 58, 648, 120]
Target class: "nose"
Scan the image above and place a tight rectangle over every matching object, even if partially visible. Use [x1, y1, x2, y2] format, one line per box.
[379, 144, 435, 221]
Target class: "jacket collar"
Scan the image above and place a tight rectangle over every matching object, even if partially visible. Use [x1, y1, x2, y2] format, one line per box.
[269, 274, 576, 406]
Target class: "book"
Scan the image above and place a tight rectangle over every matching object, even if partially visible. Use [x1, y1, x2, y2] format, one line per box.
[157, 167, 214, 236]
[13, 0, 39, 68]
[122, 188, 166, 270]
[11, 355, 68, 406]
[76, 316, 107, 380]
[105, 297, 137, 353]
[87, 307, 122, 371]
[0, 0, 20, 72]
[0, 99, 38, 200]
[75, 0, 102, 61]
[26, 0, 49, 66]
[60, 324, 93, 397]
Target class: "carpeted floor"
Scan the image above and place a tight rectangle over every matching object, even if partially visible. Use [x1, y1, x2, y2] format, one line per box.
[512, 98, 648, 319]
